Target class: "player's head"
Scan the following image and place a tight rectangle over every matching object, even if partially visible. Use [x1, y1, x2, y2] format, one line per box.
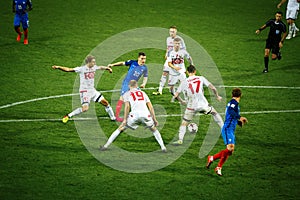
[85, 55, 96, 67]
[187, 65, 196, 75]
[275, 11, 283, 21]
[169, 25, 177, 38]
[137, 52, 146, 65]
[232, 88, 242, 98]
[129, 80, 138, 89]
[173, 37, 181, 50]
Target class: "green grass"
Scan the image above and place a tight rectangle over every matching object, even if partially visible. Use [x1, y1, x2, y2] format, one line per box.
[1, 0, 300, 199]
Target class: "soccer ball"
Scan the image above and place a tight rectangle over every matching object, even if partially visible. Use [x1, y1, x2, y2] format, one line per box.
[187, 123, 198, 133]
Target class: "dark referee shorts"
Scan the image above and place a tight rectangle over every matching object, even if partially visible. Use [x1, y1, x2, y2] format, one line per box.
[265, 38, 280, 54]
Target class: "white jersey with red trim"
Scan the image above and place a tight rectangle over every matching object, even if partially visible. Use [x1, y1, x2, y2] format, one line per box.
[166, 35, 186, 51]
[74, 65, 100, 91]
[177, 75, 211, 109]
[167, 49, 191, 76]
[123, 88, 151, 115]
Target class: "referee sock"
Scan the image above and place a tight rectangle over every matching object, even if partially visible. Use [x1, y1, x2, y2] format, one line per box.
[264, 57, 269, 70]
[115, 100, 123, 119]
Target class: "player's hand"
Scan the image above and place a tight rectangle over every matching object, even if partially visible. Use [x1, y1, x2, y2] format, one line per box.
[140, 84, 145, 88]
[277, 3, 281, 8]
[216, 95, 222, 102]
[52, 65, 58, 69]
[174, 66, 181, 71]
[107, 64, 113, 68]
[154, 119, 159, 127]
[238, 117, 248, 127]
[106, 67, 113, 73]
[255, 30, 260, 35]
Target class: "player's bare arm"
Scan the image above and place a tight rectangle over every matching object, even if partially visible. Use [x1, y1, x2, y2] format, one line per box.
[277, 0, 287, 8]
[98, 66, 113, 73]
[108, 61, 125, 67]
[147, 102, 159, 126]
[168, 62, 181, 71]
[140, 77, 148, 88]
[52, 65, 75, 72]
[122, 101, 130, 125]
[208, 84, 222, 102]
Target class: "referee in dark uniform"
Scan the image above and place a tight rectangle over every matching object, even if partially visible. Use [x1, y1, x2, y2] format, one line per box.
[256, 11, 287, 73]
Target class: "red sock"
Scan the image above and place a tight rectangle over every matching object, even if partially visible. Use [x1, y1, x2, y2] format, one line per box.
[15, 27, 22, 35]
[213, 149, 227, 161]
[217, 149, 232, 168]
[24, 29, 28, 39]
[115, 100, 123, 118]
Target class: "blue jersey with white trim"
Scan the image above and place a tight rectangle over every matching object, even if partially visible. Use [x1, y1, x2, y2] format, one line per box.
[123, 60, 148, 83]
[13, 0, 32, 15]
[223, 99, 241, 131]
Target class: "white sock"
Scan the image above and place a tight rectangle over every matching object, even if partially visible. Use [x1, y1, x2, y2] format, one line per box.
[104, 129, 121, 148]
[153, 130, 166, 150]
[159, 75, 167, 93]
[212, 113, 224, 128]
[288, 24, 293, 35]
[105, 106, 116, 120]
[178, 125, 186, 141]
[68, 108, 82, 117]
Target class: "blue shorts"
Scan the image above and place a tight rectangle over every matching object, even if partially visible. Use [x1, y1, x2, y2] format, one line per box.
[120, 82, 130, 96]
[221, 127, 235, 145]
[14, 13, 29, 29]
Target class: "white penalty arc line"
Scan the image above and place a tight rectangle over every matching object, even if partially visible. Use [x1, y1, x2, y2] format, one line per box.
[0, 109, 300, 123]
[0, 85, 300, 110]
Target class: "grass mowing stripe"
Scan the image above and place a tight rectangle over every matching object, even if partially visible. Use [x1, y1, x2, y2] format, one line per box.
[1, 109, 299, 123]
[0, 85, 299, 110]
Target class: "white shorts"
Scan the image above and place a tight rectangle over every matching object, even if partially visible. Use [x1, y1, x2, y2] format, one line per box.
[286, 8, 298, 20]
[183, 105, 213, 122]
[80, 89, 104, 105]
[168, 73, 186, 86]
[163, 60, 171, 73]
[126, 112, 154, 130]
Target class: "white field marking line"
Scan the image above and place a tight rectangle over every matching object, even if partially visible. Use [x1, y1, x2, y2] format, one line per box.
[0, 110, 300, 123]
[0, 85, 300, 110]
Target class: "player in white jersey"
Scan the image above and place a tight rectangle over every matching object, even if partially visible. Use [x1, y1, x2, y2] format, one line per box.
[172, 65, 224, 145]
[167, 37, 193, 102]
[153, 25, 186, 95]
[277, 0, 299, 39]
[100, 80, 167, 152]
[52, 55, 116, 123]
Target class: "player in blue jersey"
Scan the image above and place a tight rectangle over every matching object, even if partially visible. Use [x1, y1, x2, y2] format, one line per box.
[108, 52, 148, 122]
[206, 88, 248, 176]
[12, 0, 32, 45]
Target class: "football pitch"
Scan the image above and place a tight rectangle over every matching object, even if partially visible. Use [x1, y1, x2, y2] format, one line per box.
[0, 0, 299, 199]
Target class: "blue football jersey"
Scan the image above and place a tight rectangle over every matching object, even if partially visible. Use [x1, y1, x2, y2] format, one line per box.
[13, 0, 32, 15]
[223, 99, 241, 131]
[123, 60, 148, 83]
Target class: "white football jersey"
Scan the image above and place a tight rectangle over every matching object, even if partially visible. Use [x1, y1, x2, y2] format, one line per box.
[74, 65, 101, 91]
[167, 49, 191, 76]
[166, 35, 186, 55]
[177, 75, 211, 109]
[123, 88, 151, 115]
